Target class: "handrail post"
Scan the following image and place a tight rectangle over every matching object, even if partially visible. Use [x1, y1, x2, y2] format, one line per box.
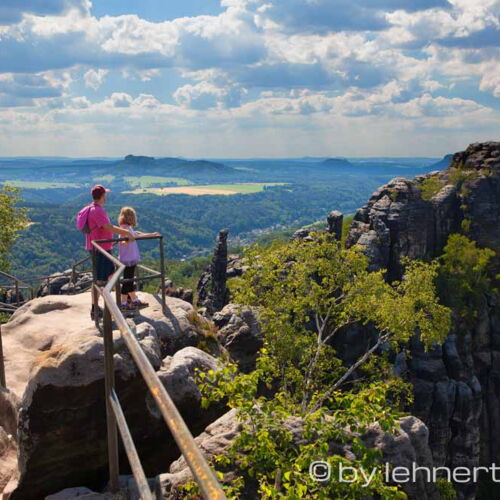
[115, 266, 121, 309]
[103, 303, 119, 492]
[15, 281, 19, 307]
[159, 236, 166, 313]
[91, 251, 99, 329]
[0, 324, 6, 388]
[71, 265, 77, 291]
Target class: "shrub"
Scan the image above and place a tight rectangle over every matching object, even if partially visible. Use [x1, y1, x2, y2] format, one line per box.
[420, 177, 444, 201]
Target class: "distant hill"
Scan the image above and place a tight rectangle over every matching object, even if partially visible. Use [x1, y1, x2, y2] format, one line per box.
[117, 155, 236, 177]
[320, 158, 353, 168]
[426, 154, 453, 171]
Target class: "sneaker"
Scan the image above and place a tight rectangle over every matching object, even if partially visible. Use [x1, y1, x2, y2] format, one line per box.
[120, 302, 136, 312]
[132, 300, 149, 309]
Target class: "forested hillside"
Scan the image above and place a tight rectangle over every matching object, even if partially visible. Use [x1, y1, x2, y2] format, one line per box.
[2, 155, 448, 281]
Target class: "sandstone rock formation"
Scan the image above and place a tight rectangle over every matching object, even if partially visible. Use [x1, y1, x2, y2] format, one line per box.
[345, 142, 500, 499]
[293, 210, 344, 243]
[197, 229, 230, 314]
[346, 141, 499, 280]
[0, 292, 226, 499]
[157, 409, 439, 500]
[326, 210, 343, 240]
[213, 304, 263, 373]
[162, 280, 193, 304]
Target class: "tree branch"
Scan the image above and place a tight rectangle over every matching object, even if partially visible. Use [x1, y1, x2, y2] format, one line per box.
[309, 332, 390, 413]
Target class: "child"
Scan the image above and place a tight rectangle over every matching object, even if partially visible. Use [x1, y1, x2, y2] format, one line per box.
[118, 206, 159, 310]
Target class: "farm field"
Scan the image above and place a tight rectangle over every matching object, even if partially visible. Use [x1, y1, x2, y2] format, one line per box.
[1, 180, 80, 189]
[125, 182, 287, 196]
[124, 176, 192, 188]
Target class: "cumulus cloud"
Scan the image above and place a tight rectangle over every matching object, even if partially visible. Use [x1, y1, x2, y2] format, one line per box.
[105, 92, 133, 108]
[438, 26, 500, 48]
[0, 0, 90, 25]
[479, 62, 500, 97]
[84, 68, 108, 90]
[0, 0, 499, 156]
[0, 72, 66, 107]
[173, 81, 247, 109]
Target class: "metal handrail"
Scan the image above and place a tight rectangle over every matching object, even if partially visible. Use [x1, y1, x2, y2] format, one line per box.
[0, 270, 33, 311]
[91, 236, 226, 500]
[35, 254, 92, 295]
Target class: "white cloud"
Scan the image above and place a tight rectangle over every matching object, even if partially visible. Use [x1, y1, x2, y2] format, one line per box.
[0, 0, 90, 25]
[173, 81, 247, 109]
[479, 62, 500, 97]
[0, 0, 499, 156]
[84, 68, 108, 90]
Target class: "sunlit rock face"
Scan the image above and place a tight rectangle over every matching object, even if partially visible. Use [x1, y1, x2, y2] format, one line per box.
[346, 142, 500, 500]
[0, 292, 225, 499]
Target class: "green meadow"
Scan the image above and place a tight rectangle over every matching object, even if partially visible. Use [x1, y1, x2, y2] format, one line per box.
[2, 180, 80, 189]
[125, 176, 192, 188]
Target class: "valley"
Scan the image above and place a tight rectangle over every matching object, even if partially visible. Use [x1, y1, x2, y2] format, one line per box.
[1, 154, 450, 281]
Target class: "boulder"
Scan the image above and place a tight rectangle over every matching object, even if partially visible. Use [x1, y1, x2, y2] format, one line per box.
[0, 292, 225, 499]
[291, 227, 313, 241]
[213, 304, 263, 373]
[163, 287, 193, 305]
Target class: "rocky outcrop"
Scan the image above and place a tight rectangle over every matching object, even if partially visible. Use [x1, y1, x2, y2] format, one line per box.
[162, 280, 193, 304]
[37, 271, 93, 297]
[345, 142, 500, 499]
[213, 304, 263, 373]
[0, 292, 226, 499]
[156, 408, 243, 499]
[327, 210, 343, 240]
[157, 409, 439, 500]
[345, 176, 461, 280]
[293, 210, 344, 242]
[0, 388, 19, 494]
[346, 142, 500, 281]
[292, 227, 314, 241]
[197, 229, 230, 314]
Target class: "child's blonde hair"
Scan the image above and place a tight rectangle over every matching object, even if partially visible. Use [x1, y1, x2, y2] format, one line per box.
[118, 206, 137, 226]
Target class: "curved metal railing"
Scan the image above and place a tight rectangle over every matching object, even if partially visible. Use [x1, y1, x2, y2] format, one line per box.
[34, 254, 93, 296]
[91, 235, 226, 500]
[0, 270, 33, 313]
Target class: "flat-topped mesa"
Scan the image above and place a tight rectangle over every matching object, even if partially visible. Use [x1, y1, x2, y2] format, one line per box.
[345, 141, 500, 280]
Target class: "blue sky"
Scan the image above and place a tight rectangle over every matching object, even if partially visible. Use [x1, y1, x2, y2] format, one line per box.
[0, 0, 499, 157]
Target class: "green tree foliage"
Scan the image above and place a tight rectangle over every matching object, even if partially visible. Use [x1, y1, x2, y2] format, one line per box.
[437, 234, 496, 319]
[420, 176, 444, 201]
[0, 186, 29, 270]
[195, 234, 451, 499]
[10, 182, 377, 280]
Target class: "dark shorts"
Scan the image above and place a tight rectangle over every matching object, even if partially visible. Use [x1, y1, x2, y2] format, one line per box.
[91, 250, 115, 282]
[121, 265, 136, 294]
